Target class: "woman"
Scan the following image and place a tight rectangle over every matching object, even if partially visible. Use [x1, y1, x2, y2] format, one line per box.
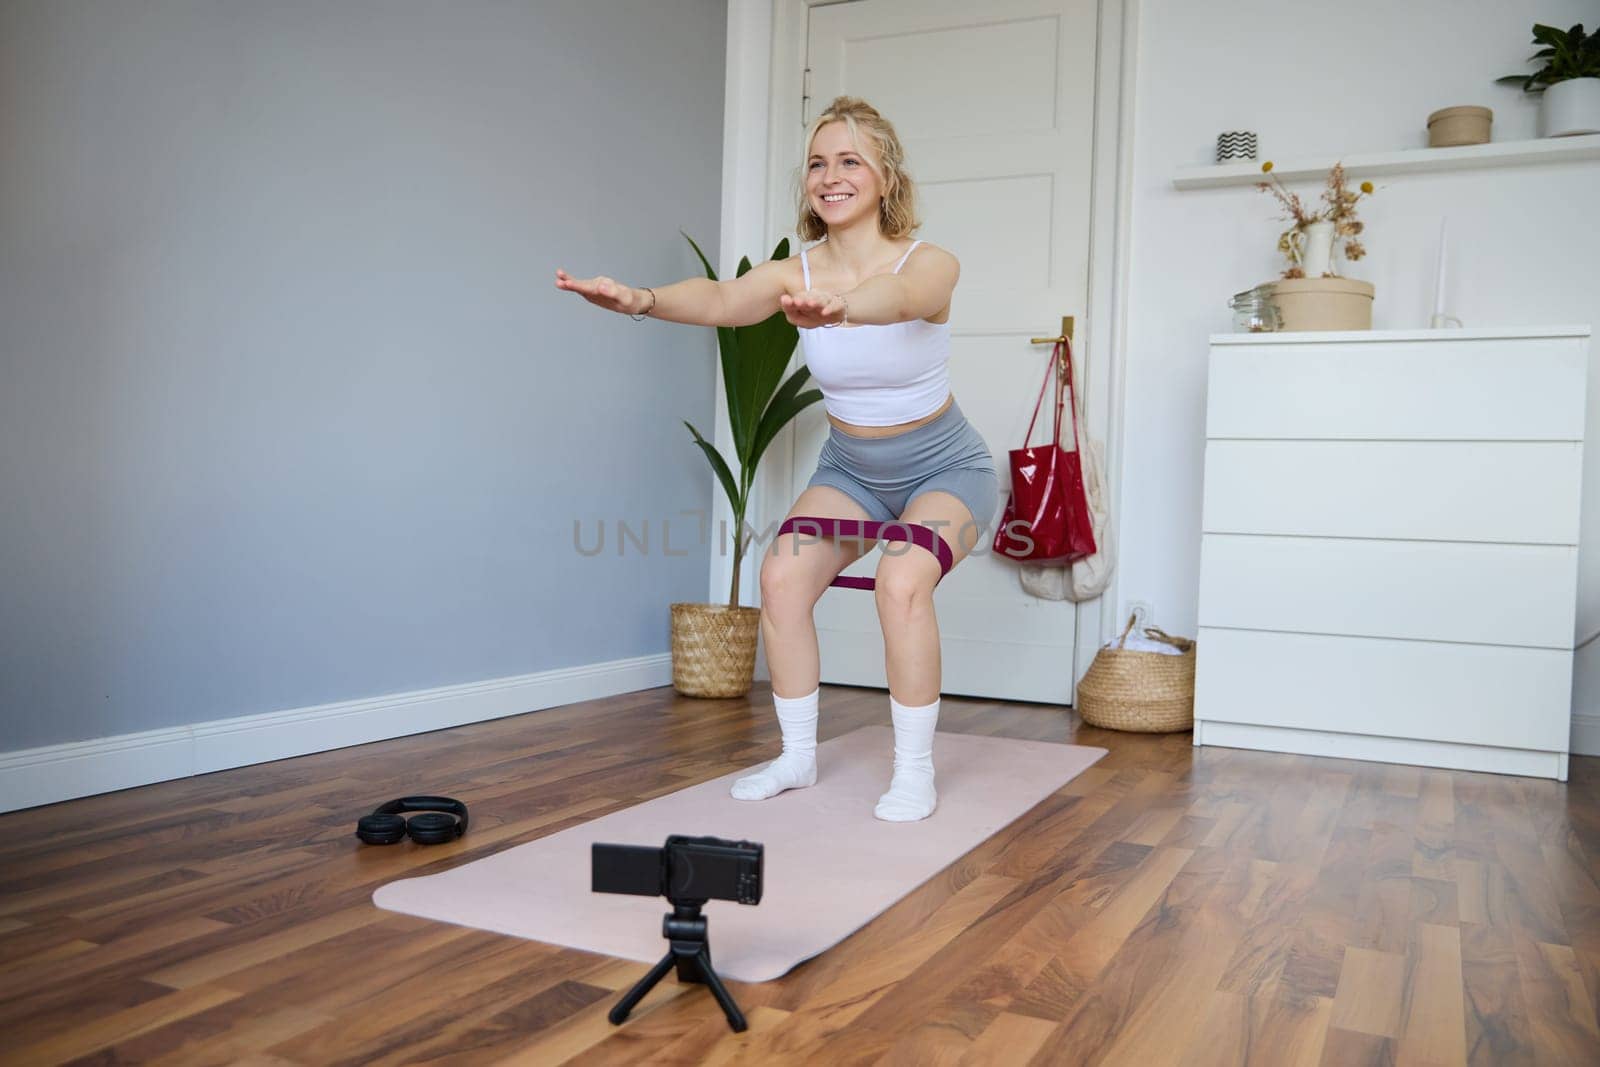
[555, 97, 997, 822]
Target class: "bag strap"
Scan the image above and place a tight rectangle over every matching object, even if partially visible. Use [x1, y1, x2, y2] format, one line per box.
[1060, 337, 1084, 455]
[1023, 341, 1065, 447]
[1022, 339, 1085, 453]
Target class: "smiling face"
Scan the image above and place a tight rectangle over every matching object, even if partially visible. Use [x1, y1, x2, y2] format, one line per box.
[805, 120, 885, 234]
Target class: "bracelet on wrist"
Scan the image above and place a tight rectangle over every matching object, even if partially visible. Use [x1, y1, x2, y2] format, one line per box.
[630, 286, 657, 321]
[822, 292, 848, 329]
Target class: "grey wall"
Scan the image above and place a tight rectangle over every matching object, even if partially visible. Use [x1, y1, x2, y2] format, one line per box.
[0, 1, 728, 750]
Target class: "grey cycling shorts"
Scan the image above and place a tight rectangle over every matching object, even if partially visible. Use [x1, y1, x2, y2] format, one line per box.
[807, 399, 999, 540]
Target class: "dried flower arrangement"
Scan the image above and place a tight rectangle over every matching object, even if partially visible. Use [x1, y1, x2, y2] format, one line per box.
[1255, 161, 1375, 278]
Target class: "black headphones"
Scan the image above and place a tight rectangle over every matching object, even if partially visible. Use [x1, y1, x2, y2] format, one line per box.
[355, 796, 469, 845]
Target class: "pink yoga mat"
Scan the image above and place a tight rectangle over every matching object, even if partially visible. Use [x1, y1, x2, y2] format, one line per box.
[374, 725, 1106, 983]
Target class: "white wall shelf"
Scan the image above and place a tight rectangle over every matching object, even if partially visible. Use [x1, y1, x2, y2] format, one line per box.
[1173, 133, 1600, 190]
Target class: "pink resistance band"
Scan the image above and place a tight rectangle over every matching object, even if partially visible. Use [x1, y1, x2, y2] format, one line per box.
[775, 516, 955, 590]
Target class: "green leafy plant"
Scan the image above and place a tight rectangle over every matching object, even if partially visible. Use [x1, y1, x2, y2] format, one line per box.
[681, 233, 823, 608]
[1497, 23, 1600, 92]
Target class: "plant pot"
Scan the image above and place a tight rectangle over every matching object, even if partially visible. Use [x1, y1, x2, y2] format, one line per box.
[1267, 277, 1375, 332]
[1541, 77, 1600, 137]
[670, 602, 762, 697]
[1427, 105, 1492, 146]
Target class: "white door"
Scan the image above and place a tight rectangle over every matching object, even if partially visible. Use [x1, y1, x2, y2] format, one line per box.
[789, 0, 1100, 704]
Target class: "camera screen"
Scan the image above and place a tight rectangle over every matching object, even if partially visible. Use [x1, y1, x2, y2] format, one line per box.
[591, 843, 663, 897]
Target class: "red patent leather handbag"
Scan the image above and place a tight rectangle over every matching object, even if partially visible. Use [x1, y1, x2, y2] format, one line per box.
[992, 339, 1097, 564]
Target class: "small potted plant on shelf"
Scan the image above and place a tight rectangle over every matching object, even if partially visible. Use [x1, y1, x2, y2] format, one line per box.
[1253, 161, 1377, 331]
[670, 234, 824, 698]
[1497, 22, 1600, 137]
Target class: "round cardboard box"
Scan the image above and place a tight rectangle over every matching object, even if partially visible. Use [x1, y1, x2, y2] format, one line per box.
[1427, 105, 1492, 146]
[1268, 277, 1375, 331]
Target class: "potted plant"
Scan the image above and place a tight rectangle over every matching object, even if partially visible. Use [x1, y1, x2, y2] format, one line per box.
[1253, 161, 1377, 331]
[1497, 23, 1600, 137]
[671, 234, 823, 698]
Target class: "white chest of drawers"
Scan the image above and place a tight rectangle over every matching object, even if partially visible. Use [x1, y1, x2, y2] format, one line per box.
[1193, 326, 1591, 780]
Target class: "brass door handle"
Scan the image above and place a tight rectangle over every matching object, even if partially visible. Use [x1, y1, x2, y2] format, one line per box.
[1029, 315, 1075, 345]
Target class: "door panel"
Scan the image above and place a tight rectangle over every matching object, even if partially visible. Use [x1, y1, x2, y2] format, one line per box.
[795, 0, 1098, 703]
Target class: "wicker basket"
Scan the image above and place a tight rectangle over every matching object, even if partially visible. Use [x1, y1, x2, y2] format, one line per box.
[1075, 613, 1196, 732]
[670, 602, 762, 698]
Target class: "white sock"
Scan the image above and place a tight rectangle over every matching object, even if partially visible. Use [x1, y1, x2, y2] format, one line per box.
[875, 695, 939, 822]
[730, 688, 819, 801]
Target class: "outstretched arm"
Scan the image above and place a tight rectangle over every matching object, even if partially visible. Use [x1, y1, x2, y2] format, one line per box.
[554, 257, 794, 328]
[779, 245, 959, 328]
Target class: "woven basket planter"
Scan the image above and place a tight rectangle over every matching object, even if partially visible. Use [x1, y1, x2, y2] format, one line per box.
[670, 602, 762, 698]
[1076, 615, 1196, 733]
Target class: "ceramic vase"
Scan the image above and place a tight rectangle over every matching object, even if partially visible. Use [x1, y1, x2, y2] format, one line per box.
[1300, 220, 1337, 278]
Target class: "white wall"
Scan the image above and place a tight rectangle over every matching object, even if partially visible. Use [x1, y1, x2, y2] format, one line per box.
[1117, 0, 1600, 745]
[0, 1, 729, 807]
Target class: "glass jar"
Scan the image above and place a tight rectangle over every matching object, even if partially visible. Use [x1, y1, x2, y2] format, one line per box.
[1228, 285, 1281, 332]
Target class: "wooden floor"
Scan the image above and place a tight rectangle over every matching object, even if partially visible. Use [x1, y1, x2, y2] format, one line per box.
[4, 685, 1600, 1065]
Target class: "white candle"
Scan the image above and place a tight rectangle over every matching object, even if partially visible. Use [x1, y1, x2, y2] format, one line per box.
[1431, 217, 1448, 325]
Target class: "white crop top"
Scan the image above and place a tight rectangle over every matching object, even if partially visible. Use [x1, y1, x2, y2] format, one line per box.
[797, 240, 952, 426]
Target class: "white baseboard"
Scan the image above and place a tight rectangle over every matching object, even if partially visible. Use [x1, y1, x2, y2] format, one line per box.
[0, 653, 672, 814]
[1573, 711, 1600, 758]
[11, 658, 1583, 815]
[1195, 719, 1567, 780]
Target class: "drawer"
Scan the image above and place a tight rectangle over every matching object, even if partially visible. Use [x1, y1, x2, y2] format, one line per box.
[1206, 336, 1587, 440]
[1193, 627, 1573, 751]
[1198, 534, 1579, 649]
[1201, 440, 1583, 544]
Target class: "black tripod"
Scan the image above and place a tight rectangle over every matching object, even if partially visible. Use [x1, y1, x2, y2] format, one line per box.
[609, 899, 748, 1032]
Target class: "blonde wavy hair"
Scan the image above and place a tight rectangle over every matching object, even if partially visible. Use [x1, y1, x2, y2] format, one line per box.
[796, 97, 920, 242]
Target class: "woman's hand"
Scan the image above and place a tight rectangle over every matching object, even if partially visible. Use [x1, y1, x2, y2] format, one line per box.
[555, 269, 648, 316]
[779, 289, 848, 329]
